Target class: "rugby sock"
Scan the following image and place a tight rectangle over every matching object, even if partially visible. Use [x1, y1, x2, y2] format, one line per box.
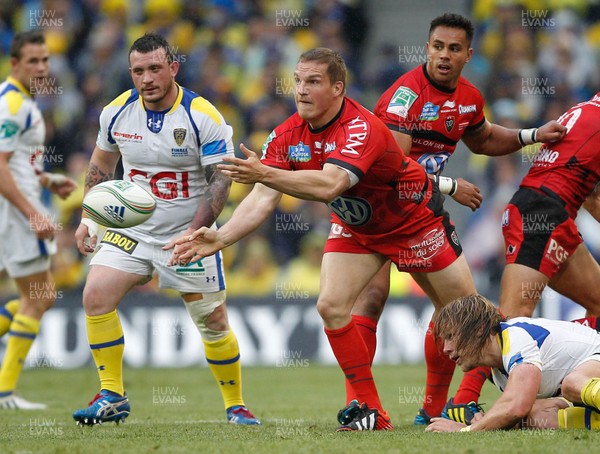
[558, 407, 600, 429]
[326, 320, 384, 413]
[423, 320, 455, 417]
[572, 317, 599, 332]
[87, 310, 125, 396]
[453, 366, 491, 404]
[204, 329, 244, 409]
[581, 378, 600, 412]
[0, 299, 19, 337]
[345, 314, 378, 403]
[0, 313, 40, 395]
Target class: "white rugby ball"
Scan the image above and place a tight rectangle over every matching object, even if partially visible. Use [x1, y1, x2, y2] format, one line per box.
[82, 180, 156, 228]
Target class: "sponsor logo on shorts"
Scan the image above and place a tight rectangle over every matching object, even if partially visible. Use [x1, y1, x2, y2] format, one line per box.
[174, 260, 207, 276]
[408, 228, 446, 260]
[328, 222, 353, 239]
[501, 209, 509, 227]
[545, 238, 569, 265]
[101, 230, 139, 254]
[507, 244, 516, 255]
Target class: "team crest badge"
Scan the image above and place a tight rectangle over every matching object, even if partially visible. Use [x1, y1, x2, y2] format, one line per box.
[173, 128, 187, 146]
[445, 116, 455, 132]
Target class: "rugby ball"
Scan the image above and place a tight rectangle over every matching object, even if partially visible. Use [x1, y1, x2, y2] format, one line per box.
[82, 180, 156, 228]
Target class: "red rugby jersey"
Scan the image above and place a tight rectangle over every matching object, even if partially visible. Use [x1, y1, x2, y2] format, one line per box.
[374, 64, 485, 174]
[260, 97, 434, 243]
[520, 93, 600, 219]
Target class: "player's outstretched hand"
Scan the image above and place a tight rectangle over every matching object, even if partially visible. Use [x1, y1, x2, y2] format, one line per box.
[164, 226, 222, 266]
[425, 417, 467, 433]
[452, 177, 483, 211]
[536, 120, 567, 143]
[217, 143, 267, 184]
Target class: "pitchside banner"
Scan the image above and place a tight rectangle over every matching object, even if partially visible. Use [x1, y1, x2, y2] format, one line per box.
[0, 288, 582, 369]
[0, 290, 435, 369]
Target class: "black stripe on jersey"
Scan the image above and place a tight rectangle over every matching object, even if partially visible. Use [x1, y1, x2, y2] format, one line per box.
[384, 123, 458, 147]
[411, 129, 458, 147]
[326, 157, 364, 180]
[465, 117, 486, 132]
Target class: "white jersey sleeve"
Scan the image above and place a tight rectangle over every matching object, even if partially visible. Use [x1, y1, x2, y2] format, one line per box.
[188, 96, 234, 167]
[96, 90, 134, 153]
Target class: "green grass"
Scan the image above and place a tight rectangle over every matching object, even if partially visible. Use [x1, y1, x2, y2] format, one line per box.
[1, 364, 599, 453]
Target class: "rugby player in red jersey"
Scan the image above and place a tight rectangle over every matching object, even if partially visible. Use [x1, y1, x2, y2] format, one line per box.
[499, 93, 600, 319]
[167, 47, 497, 431]
[342, 13, 566, 426]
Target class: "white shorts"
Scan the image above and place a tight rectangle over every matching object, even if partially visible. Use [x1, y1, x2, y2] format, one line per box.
[0, 201, 55, 278]
[90, 229, 226, 294]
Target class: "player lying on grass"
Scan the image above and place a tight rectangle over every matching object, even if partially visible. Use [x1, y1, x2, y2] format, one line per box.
[426, 294, 600, 432]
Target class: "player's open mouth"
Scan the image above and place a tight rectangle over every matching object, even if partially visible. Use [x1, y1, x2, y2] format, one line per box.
[438, 64, 451, 73]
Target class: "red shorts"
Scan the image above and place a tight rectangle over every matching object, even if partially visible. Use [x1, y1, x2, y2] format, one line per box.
[325, 190, 462, 273]
[502, 187, 582, 279]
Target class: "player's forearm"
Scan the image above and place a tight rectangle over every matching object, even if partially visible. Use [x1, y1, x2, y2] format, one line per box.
[189, 165, 231, 230]
[468, 124, 522, 156]
[260, 165, 349, 203]
[217, 184, 280, 247]
[0, 160, 39, 218]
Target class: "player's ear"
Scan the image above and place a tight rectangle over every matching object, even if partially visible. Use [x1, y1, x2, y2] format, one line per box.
[333, 81, 344, 96]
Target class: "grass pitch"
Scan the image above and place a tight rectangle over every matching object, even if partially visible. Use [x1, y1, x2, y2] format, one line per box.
[1, 364, 599, 453]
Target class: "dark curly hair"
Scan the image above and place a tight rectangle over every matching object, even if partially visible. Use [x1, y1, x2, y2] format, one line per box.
[429, 13, 474, 46]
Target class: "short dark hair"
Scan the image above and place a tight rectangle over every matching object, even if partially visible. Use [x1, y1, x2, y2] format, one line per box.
[298, 47, 346, 93]
[429, 13, 474, 46]
[435, 294, 505, 361]
[10, 31, 45, 60]
[129, 32, 173, 64]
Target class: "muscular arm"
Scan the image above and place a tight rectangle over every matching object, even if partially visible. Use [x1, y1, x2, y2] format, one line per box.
[84, 146, 121, 192]
[189, 163, 231, 230]
[470, 363, 541, 431]
[461, 120, 522, 156]
[582, 184, 600, 222]
[166, 182, 282, 264]
[220, 144, 351, 203]
[217, 183, 282, 247]
[462, 119, 567, 156]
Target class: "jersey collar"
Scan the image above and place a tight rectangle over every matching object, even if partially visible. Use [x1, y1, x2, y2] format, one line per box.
[138, 83, 183, 114]
[308, 98, 345, 134]
[421, 63, 456, 94]
[6, 76, 32, 98]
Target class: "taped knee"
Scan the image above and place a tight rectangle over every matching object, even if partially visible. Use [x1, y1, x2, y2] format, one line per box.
[184, 290, 228, 342]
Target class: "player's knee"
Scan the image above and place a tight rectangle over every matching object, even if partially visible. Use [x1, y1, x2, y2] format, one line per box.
[316, 297, 348, 324]
[82, 281, 113, 315]
[561, 373, 585, 403]
[184, 290, 229, 342]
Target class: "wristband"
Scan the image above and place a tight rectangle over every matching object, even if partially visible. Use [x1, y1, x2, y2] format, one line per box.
[517, 128, 538, 146]
[460, 425, 471, 432]
[45, 173, 68, 187]
[81, 218, 99, 239]
[438, 176, 458, 197]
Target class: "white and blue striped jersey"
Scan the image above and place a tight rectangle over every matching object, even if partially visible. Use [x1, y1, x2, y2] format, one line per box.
[0, 76, 55, 263]
[96, 85, 234, 244]
[492, 317, 600, 398]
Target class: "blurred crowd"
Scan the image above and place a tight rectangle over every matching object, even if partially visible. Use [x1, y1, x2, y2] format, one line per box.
[0, 0, 598, 302]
